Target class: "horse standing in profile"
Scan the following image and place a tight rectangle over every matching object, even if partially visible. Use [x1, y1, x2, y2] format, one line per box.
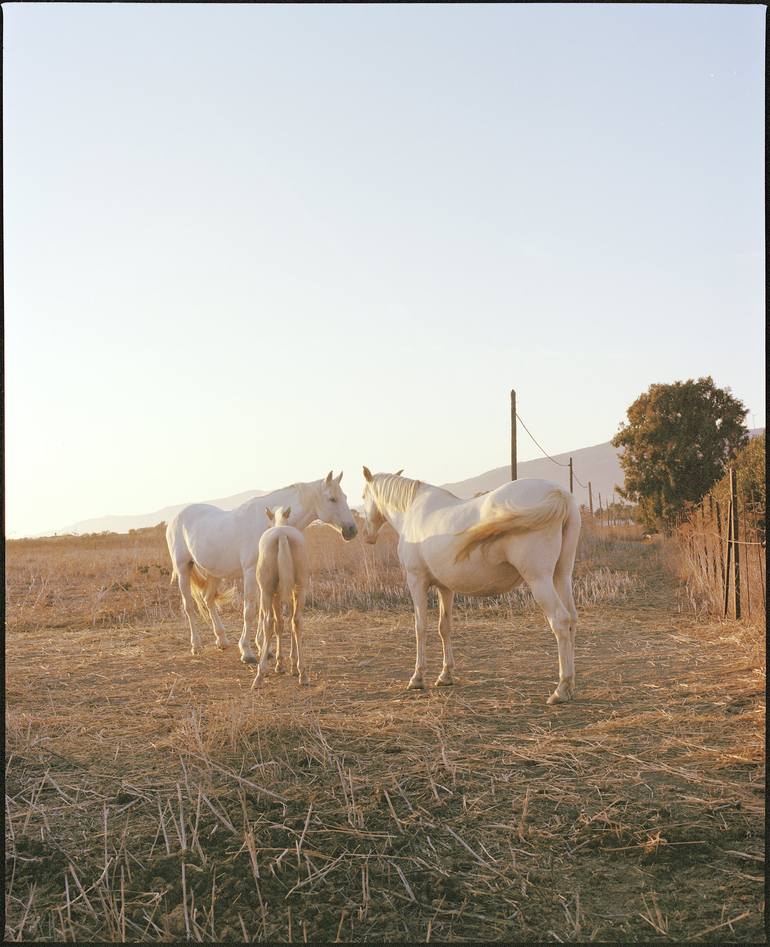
[360, 468, 581, 705]
[165, 472, 356, 664]
[251, 505, 310, 689]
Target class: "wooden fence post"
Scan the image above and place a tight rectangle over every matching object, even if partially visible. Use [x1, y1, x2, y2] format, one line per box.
[588, 482, 593, 516]
[569, 458, 573, 494]
[702, 498, 711, 583]
[741, 504, 751, 616]
[723, 495, 733, 619]
[510, 390, 517, 482]
[715, 498, 726, 593]
[730, 467, 741, 620]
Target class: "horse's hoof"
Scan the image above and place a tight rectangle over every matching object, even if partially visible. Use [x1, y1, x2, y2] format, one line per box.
[241, 654, 257, 666]
[298, 674, 310, 687]
[251, 675, 264, 690]
[435, 675, 454, 687]
[547, 691, 570, 705]
[274, 665, 285, 674]
[407, 676, 425, 690]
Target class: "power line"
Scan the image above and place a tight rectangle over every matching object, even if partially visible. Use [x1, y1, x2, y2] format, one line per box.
[515, 411, 590, 490]
[515, 413, 570, 467]
[516, 413, 588, 485]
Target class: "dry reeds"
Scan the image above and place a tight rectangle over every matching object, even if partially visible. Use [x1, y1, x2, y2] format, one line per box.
[673, 500, 766, 629]
[6, 517, 646, 635]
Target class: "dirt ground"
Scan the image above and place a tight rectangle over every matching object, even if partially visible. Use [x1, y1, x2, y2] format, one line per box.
[5, 537, 766, 942]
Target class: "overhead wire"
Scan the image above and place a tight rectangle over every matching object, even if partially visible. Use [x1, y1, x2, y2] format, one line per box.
[515, 412, 588, 489]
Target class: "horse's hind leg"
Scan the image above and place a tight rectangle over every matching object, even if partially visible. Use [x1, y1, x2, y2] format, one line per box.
[177, 565, 203, 656]
[526, 575, 575, 705]
[203, 579, 229, 650]
[554, 567, 578, 692]
[239, 571, 258, 665]
[435, 585, 455, 686]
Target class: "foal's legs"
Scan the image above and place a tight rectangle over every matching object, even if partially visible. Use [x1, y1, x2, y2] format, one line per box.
[239, 570, 258, 665]
[527, 575, 575, 704]
[406, 572, 430, 689]
[177, 566, 203, 656]
[252, 588, 277, 688]
[291, 589, 309, 686]
[435, 585, 455, 686]
[273, 595, 286, 673]
[203, 579, 229, 650]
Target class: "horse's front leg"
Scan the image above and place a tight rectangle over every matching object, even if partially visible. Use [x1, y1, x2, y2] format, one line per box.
[239, 570, 258, 665]
[435, 585, 455, 686]
[406, 573, 430, 689]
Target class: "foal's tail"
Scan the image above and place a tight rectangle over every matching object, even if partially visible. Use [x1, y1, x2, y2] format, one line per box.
[454, 489, 573, 563]
[277, 534, 295, 604]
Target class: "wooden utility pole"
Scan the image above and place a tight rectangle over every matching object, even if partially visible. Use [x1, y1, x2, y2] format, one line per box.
[510, 390, 517, 481]
[723, 495, 733, 619]
[568, 457, 573, 494]
[588, 481, 594, 516]
[730, 467, 741, 619]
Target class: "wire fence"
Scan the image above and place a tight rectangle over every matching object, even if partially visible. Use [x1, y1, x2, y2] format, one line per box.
[675, 490, 765, 625]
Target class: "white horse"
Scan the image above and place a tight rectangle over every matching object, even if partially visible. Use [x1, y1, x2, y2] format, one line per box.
[360, 468, 581, 704]
[252, 506, 309, 688]
[166, 472, 356, 663]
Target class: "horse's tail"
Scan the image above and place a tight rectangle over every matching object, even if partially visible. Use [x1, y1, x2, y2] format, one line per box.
[189, 564, 236, 617]
[454, 489, 573, 563]
[277, 534, 295, 604]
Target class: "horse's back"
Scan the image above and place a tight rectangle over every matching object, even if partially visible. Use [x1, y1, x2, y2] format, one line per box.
[169, 502, 256, 577]
[487, 477, 569, 507]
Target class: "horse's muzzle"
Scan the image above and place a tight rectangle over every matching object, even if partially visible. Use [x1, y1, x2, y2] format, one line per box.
[342, 524, 358, 541]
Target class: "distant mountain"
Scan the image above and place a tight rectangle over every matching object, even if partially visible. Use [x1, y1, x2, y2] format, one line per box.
[442, 439, 623, 508]
[60, 489, 269, 535]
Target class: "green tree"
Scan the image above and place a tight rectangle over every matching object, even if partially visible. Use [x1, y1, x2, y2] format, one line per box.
[612, 377, 749, 530]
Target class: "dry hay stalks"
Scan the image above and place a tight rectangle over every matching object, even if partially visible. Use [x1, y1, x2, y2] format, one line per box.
[5, 517, 764, 941]
[5, 649, 765, 943]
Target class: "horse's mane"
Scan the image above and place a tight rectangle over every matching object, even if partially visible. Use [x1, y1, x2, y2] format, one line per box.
[371, 474, 423, 512]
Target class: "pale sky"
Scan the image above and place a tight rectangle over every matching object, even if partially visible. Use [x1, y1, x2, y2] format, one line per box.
[4, 3, 765, 537]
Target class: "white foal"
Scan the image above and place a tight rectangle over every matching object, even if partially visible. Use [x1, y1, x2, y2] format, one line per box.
[360, 468, 581, 705]
[252, 506, 310, 689]
[165, 472, 356, 662]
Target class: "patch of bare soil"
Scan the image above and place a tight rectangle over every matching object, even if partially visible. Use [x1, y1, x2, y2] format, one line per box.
[5, 539, 765, 942]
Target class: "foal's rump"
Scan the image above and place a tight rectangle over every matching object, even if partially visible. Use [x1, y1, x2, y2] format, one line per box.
[257, 526, 308, 602]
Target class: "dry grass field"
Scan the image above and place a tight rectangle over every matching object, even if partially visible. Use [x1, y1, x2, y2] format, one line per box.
[5, 520, 765, 942]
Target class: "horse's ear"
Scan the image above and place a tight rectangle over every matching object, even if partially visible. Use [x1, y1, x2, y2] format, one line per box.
[265, 507, 274, 521]
[395, 469, 404, 477]
[362, 466, 373, 483]
[325, 470, 333, 485]
[335, 471, 343, 484]
[284, 506, 291, 520]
